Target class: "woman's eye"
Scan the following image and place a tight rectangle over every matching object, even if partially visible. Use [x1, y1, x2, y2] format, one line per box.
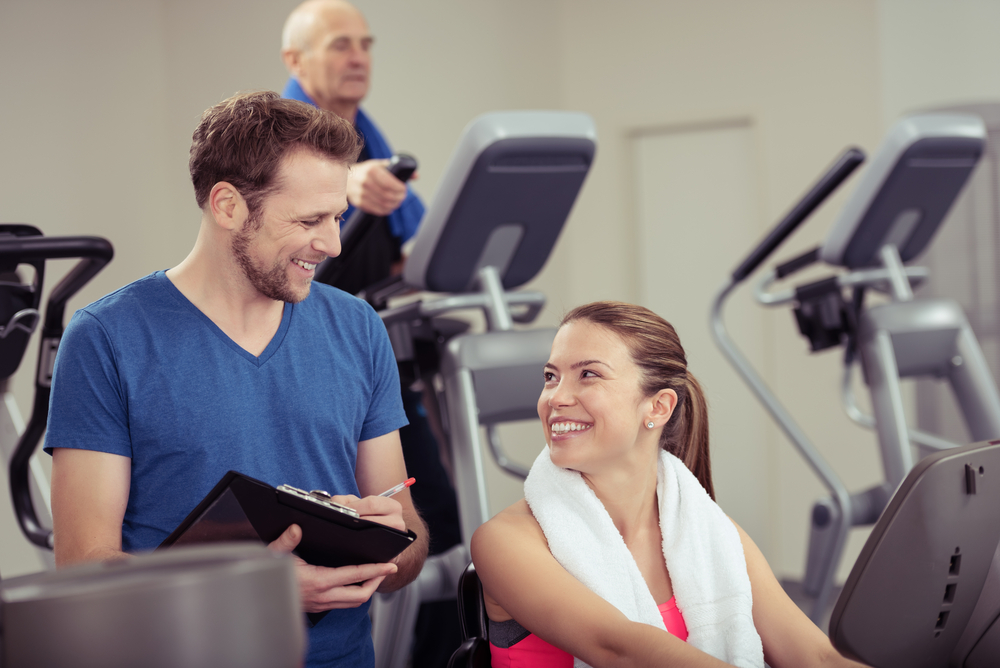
[581, 369, 597, 378]
[543, 371, 555, 382]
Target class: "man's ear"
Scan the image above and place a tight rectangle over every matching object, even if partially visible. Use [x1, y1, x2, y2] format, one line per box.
[208, 182, 245, 231]
[281, 48, 302, 77]
[648, 388, 679, 427]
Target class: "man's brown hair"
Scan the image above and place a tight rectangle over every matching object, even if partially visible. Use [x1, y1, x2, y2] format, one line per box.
[189, 90, 362, 213]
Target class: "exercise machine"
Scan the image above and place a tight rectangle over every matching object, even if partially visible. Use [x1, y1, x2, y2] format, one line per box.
[830, 439, 1000, 667]
[367, 110, 596, 668]
[0, 225, 114, 559]
[712, 113, 998, 621]
[0, 543, 304, 668]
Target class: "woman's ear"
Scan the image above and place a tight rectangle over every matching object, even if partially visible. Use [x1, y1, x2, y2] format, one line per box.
[648, 388, 679, 427]
[208, 182, 246, 231]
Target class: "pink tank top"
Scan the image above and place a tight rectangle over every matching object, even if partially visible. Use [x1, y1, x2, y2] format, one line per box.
[488, 597, 688, 668]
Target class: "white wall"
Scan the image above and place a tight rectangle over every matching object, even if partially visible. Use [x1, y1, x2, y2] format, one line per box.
[878, 0, 1000, 122]
[2, 0, 999, 589]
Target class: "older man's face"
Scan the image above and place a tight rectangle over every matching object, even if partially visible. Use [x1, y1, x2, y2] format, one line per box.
[296, 7, 372, 114]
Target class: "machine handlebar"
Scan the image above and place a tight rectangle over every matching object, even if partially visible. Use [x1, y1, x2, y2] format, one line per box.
[315, 154, 417, 289]
[731, 148, 864, 284]
[8, 234, 114, 549]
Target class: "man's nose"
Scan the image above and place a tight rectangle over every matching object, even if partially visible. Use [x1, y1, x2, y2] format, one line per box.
[314, 219, 342, 259]
[348, 43, 370, 65]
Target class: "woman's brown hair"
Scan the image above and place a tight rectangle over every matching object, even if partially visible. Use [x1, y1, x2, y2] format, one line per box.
[561, 301, 714, 499]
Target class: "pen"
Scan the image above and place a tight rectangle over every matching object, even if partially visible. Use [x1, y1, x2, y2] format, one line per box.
[378, 477, 416, 497]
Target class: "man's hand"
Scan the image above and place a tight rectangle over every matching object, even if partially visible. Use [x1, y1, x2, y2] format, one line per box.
[347, 159, 411, 216]
[268, 524, 398, 613]
[331, 493, 407, 532]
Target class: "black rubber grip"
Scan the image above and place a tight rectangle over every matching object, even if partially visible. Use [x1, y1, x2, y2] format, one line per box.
[795, 275, 841, 302]
[731, 147, 864, 283]
[338, 153, 418, 252]
[776, 246, 821, 279]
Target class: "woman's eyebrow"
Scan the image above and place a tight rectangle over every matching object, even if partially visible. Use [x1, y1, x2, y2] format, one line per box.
[544, 360, 613, 371]
[571, 359, 611, 370]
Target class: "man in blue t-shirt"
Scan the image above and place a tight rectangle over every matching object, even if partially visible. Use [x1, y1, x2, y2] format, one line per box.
[46, 91, 429, 668]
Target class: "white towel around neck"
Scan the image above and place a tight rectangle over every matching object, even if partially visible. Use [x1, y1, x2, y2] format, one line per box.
[523, 446, 764, 668]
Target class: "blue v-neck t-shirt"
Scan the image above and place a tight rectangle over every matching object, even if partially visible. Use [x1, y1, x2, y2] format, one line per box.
[45, 270, 407, 667]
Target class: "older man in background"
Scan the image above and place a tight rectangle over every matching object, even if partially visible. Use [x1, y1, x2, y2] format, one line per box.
[281, 2, 463, 666]
[282, 0, 423, 269]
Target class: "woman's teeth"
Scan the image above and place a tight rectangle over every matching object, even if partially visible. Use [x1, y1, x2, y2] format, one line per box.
[551, 422, 590, 434]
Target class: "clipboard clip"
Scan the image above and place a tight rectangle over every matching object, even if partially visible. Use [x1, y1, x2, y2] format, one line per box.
[276, 484, 361, 519]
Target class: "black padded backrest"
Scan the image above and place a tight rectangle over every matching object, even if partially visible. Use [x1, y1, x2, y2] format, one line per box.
[446, 639, 491, 668]
[457, 561, 489, 641]
[448, 562, 492, 668]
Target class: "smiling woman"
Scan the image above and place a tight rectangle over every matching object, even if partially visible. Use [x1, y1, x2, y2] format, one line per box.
[471, 301, 868, 668]
[537, 302, 712, 498]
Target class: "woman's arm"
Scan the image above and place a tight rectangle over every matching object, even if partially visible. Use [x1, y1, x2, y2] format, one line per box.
[472, 500, 730, 668]
[734, 522, 868, 668]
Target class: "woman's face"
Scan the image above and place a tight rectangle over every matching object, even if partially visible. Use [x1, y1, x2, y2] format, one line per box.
[537, 320, 652, 473]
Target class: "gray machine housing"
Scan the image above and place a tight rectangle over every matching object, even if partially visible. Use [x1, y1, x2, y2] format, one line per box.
[822, 114, 987, 269]
[830, 439, 1000, 668]
[0, 544, 304, 668]
[404, 111, 596, 293]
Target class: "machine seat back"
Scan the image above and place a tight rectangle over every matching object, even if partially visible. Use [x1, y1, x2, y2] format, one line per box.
[447, 562, 491, 668]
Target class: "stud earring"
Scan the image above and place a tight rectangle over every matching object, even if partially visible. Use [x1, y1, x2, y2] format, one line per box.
[646, 421, 655, 429]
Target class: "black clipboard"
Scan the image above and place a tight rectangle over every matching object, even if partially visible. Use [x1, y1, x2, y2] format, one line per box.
[158, 471, 417, 626]
[159, 471, 417, 569]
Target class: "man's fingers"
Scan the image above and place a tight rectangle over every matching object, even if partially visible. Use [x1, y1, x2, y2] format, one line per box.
[295, 561, 398, 612]
[338, 561, 397, 583]
[350, 495, 400, 517]
[267, 524, 302, 553]
[303, 575, 388, 612]
[330, 494, 360, 507]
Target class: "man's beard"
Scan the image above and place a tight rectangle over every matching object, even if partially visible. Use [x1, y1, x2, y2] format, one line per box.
[231, 210, 309, 304]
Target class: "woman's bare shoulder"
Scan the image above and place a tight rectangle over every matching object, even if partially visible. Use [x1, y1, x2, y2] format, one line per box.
[474, 498, 543, 547]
